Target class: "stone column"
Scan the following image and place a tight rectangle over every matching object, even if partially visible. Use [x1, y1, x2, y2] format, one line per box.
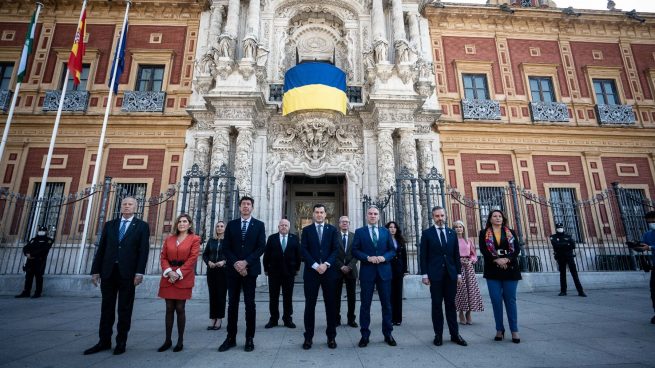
[218, 0, 241, 59]
[406, 12, 420, 54]
[397, 128, 418, 175]
[195, 136, 212, 175]
[234, 127, 254, 195]
[242, 0, 260, 60]
[391, 0, 406, 43]
[209, 4, 224, 50]
[210, 127, 231, 175]
[377, 128, 395, 193]
[371, 0, 388, 64]
[416, 139, 435, 176]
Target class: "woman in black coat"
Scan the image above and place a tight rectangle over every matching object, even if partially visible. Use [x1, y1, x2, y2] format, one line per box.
[203, 221, 227, 330]
[385, 221, 408, 326]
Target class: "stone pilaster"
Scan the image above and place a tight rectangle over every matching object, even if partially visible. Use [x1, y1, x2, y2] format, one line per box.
[398, 128, 418, 175]
[208, 3, 224, 50]
[371, 0, 388, 64]
[377, 128, 395, 192]
[416, 138, 435, 176]
[234, 127, 254, 195]
[195, 136, 212, 175]
[210, 127, 231, 174]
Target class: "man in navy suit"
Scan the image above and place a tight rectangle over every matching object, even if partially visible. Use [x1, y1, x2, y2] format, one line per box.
[301, 204, 340, 350]
[263, 218, 301, 329]
[352, 206, 396, 347]
[420, 206, 467, 347]
[85, 196, 150, 356]
[218, 196, 266, 353]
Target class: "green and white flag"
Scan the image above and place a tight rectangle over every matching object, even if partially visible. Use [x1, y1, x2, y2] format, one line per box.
[17, 10, 37, 83]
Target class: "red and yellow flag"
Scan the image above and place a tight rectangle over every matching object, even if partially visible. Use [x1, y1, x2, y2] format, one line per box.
[67, 9, 87, 86]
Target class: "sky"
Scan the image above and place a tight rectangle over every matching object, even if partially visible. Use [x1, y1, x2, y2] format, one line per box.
[446, 0, 655, 12]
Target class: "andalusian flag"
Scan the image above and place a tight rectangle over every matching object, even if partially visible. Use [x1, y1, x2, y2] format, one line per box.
[68, 9, 87, 86]
[282, 62, 348, 116]
[16, 10, 38, 83]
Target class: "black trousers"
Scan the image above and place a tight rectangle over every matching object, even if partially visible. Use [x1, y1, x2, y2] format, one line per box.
[557, 257, 583, 293]
[650, 271, 655, 313]
[206, 268, 227, 319]
[429, 273, 458, 338]
[303, 273, 337, 341]
[390, 273, 404, 324]
[23, 259, 46, 295]
[99, 264, 136, 345]
[335, 275, 356, 323]
[268, 273, 295, 322]
[226, 274, 257, 339]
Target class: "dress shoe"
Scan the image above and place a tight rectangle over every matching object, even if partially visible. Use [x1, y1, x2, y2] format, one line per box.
[218, 337, 236, 352]
[512, 337, 521, 344]
[83, 342, 111, 355]
[15, 292, 29, 298]
[450, 335, 468, 346]
[173, 343, 183, 352]
[578, 292, 587, 297]
[348, 321, 359, 328]
[31, 293, 41, 299]
[494, 330, 505, 341]
[392, 322, 401, 326]
[302, 340, 312, 350]
[558, 291, 567, 296]
[264, 320, 278, 329]
[384, 335, 397, 346]
[244, 338, 254, 352]
[433, 336, 443, 346]
[327, 339, 337, 349]
[113, 344, 126, 355]
[283, 321, 296, 329]
[358, 337, 369, 347]
[157, 340, 172, 352]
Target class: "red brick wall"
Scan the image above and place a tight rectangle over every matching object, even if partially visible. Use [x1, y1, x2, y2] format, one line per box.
[460, 153, 515, 197]
[507, 39, 569, 98]
[569, 41, 630, 100]
[602, 156, 655, 198]
[442, 36, 503, 95]
[0, 22, 43, 81]
[18, 147, 85, 194]
[104, 148, 166, 196]
[630, 44, 655, 100]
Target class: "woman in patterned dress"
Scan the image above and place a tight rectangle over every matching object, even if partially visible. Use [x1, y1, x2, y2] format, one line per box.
[453, 220, 484, 325]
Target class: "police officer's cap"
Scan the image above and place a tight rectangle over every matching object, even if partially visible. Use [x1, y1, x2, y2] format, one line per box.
[38, 225, 48, 232]
[555, 222, 564, 228]
[645, 211, 655, 220]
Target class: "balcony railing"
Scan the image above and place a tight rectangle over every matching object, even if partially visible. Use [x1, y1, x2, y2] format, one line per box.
[461, 99, 501, 120]
[596, 104, 636, 125]
[0, 89, 12, 111]
[268, 83, 364, 104]
[121, 91, 166, 112]
[42, 90, 89, 112]
[529, 101, 569, 122]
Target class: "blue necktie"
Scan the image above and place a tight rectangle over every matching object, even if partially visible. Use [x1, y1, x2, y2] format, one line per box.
[241, 220, 248, 242]
[371, 226, 378, 247]
[317, 224, 323, 245]
[281, 235, 287, 252]
[342, 234, 347, 251]
[118, 220, 128, 242]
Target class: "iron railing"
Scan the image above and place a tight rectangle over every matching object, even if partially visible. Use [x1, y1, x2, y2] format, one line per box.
[42, 90, 89, 112]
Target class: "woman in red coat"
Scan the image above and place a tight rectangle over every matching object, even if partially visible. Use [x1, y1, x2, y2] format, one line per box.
[157, 214, 200, 352]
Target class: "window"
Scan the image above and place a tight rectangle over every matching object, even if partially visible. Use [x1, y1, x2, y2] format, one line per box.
[463, 74, 489, 100]
[0, 62, 14, 90]
[25, 182, 65, 240]
[549, 188, 583, 242]
[61, 63, 90, 91]
[529, 76, 555, 103]
[618, 188, 649, 242]
[136, 65, 164, 92]
[111, 183, 147, 220]
[477, 186, 507, 229]
[593, 79, 619, 105]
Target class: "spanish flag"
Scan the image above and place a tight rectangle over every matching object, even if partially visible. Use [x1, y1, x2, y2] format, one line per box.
[282, 62, 347, 116]
[68, 9, 87, 86]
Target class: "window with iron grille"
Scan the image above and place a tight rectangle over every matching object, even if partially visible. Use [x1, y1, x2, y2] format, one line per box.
[529, 76, 555, 103]
[477, 186, 506, 229]
[61, 63, 90, 91]
[618, 188, 649, 242]
[25, 182, 65, 240]
[136, 65, 164, 92]
[111, 183, 147, 220]
[463, 74, 489, 100]
[549, 188, 583, 242]
[593, 79, 619, 105]
[0, 62, 14, 90]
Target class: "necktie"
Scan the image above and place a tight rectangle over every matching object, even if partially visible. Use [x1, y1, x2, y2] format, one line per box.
[317, 224, 323, 244]
[371, 225, 378, 247]
[342, 234, 347, 250]
[281, 235, 287, 252]
[438, 227, 447, 247]
[118, 220, 128, 242]
[241, 220, 248, 241]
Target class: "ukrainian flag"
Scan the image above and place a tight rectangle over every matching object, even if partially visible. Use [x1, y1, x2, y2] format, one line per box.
[282, 62, 348, 116]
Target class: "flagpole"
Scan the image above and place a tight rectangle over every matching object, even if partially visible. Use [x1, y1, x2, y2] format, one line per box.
[30, 0, 87, 239]
[76, 0, 131, 274]
[0, 2, 43, 164]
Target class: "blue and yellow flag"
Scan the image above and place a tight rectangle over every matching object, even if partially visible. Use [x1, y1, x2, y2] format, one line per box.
[282, 62, 347, 116]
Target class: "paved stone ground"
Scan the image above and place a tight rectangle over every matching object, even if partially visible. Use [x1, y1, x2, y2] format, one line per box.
[2, 286, 655, 368]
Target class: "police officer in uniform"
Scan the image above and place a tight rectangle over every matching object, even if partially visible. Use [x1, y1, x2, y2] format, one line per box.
[550, 223, 586, 297]
[16, 226, 54, 298]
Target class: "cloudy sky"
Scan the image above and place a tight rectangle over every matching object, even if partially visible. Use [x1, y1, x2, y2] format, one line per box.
[445, 0, 655, 12]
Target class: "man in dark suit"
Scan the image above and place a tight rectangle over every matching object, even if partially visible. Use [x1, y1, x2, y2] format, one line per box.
[419, 206, 467, 347]
[352, 206, 396, 347]
[334, 215, 358, 328]
[218, 196, 266, 352]
[84, 196, 150, 356]
[301, 204, 340, 350]
[263, 218, 301, 329]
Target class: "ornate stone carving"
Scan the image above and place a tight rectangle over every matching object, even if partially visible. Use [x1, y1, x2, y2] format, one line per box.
[398, 129, 418, 175]
[373, 39, 388, 64]
[195, 136, 212, 175]
[211, 127, 231, 174]
[242, 37, 258, 60]
[394, 39, 412, 64]
[416, 139, 435, 176]
[377, 128, 395, 192]
[217, 34, 236, 59]
[215, 58, 235, 80]
[234, 128, 254, 194]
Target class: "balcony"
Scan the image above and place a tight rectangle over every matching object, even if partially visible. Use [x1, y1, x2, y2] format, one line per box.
[268, 84, 364, 104]
[596, 104, 636, 125]
[42, 90, 89, 112]
[121, 91, 166, 112]
[461, 99, 501, 120]
[529, 101, 569, 122]
[0, 89, 12, 111]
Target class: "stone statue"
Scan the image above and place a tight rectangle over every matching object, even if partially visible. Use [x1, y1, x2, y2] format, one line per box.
[242, 36, 258, 60]
[217, 34, 235, 59]
[394, 39, 411, 64]
[373, 39, 388, 64]
[195, 48, 217, 75]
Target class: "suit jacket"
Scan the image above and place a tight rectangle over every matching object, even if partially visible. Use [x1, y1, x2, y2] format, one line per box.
[263, 232, 301, 278]
[222, 217, 266, 277]
[334, 231, 359, 280]
[352, 225, 396, 282]
[202, 238, 226, 265]
[91, 217, 150, 279]
[390, 237, 408, 277]
[419, 225, 461, 282]
[300, 222, 340, 280]
[478, 228, 522, 281]
[159, 234, 201, 290]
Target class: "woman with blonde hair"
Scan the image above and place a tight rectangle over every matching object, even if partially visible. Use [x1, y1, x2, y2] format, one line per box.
[452, 220, 484, 325]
